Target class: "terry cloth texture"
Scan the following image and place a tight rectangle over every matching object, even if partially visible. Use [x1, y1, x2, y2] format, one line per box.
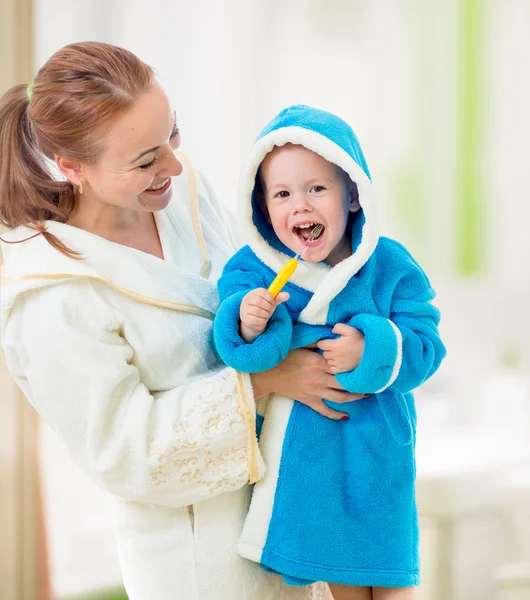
[213, 105, 446, 587]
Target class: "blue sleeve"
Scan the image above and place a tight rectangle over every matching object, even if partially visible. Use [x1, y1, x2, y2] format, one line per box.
[213, 251, 293, 373]
[335, 260, 446, 395]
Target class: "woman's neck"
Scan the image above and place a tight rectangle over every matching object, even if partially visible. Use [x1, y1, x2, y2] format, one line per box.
[68, 193, 142, 234]
[67, 194, 164, 259]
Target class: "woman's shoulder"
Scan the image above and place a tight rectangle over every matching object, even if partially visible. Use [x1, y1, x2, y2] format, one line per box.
[1, 224, 50, 266]
[1, 222, 91, 274]
[1, 226, 117, 337]
[1, 274, 119, 348]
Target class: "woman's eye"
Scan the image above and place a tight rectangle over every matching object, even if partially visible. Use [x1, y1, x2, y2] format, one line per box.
[169, 128, 180, 150]
[310, 185, 324, 193]
[277, 191, 290, 198]
[139, 157, 158, 170]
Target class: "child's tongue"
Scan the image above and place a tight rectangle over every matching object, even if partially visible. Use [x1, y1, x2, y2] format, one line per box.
[298, 228, 314, 241]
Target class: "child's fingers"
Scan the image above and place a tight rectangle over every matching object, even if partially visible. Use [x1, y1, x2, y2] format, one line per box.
[332, 323, 354, 336]
[242, 318, 268, 331]
[240, 314, 268, 332]
[321, 350, 335, 362]
[324, 358, 340, 373]
[317, 339, 336, 351]
[251, 288, 276, 306]
[245, 306, 273, 320]
[274, 291, 290, 306]
[246, 295, 275, 312]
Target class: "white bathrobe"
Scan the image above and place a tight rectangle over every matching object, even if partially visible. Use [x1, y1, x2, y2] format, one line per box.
[0, 160, 331, 600]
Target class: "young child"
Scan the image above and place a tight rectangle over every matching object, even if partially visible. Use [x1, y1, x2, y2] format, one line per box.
[213, 105, 446, 599]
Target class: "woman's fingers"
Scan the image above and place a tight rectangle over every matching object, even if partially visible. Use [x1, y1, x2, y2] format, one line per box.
[270, 349, 367, 418]
[323, 388, 366, 404]
[327, 374, 345, 390]
[310, 370, 366, 403]
[309, 400, 349, 420]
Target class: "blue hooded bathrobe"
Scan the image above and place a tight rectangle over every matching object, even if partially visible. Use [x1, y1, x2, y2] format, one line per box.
[213, 105, 446, 587]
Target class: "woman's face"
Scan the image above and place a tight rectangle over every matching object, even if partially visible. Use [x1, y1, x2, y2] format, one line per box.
[79, 82, 183, 213]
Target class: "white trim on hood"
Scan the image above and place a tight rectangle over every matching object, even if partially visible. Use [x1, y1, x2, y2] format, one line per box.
[238, 126, 379, 325]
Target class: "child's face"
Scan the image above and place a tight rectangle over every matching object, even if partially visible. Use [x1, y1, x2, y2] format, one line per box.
[260, 144, 360, 266]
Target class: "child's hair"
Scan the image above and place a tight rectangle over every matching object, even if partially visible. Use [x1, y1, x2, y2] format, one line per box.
[253, 168, 268, 218]
[0, 41, 154, 257]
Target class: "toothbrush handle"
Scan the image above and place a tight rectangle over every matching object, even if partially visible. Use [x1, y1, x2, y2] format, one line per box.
[267, 258, 299, 298]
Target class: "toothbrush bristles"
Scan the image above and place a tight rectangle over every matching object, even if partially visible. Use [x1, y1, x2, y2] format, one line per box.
[299, 224, 323, 259]
[311, 224, 323, 238]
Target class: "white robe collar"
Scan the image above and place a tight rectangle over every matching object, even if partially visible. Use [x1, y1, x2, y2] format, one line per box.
[1, 158, 219, 326]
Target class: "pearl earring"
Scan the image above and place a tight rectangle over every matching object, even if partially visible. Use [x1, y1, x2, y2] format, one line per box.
[77, 181, 83, 195]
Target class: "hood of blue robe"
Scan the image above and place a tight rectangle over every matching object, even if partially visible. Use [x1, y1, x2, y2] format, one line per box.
[237, 105, 379, 322]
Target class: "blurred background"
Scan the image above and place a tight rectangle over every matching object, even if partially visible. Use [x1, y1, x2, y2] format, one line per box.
[1, 0, 530, 599]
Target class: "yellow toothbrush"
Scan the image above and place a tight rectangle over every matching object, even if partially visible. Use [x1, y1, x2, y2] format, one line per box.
[267, 224, 324, 298]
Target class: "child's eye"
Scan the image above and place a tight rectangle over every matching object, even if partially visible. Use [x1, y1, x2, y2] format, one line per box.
[310, 185, 325, 193]
[277, 191, 290, 198]
[139, 157, 158, 170]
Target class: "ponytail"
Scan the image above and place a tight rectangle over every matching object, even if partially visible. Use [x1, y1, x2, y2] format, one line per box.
[0, 84, 79, 257]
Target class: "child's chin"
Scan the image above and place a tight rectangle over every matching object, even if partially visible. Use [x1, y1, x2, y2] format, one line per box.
[304, 251, 327, 264]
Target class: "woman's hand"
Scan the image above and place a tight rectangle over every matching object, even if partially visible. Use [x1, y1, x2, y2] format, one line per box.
[250, 348, 366, 420]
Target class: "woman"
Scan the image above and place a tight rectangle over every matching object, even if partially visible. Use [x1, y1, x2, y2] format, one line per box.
[0, 42, 364, 600]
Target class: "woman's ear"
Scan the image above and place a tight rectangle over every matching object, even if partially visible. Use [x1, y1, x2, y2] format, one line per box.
[55, 155, 85, 186]
[349, 181, 361, 213]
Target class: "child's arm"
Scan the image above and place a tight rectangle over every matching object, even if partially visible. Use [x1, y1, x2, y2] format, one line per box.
[319, 246, 446, 395]
[213, 249, 294, 373]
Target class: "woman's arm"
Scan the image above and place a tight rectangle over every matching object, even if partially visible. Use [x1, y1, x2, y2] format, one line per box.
[2, 281, 264, 509]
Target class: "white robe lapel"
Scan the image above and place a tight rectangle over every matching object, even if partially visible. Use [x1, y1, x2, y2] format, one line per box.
[1, 156, 222, 322]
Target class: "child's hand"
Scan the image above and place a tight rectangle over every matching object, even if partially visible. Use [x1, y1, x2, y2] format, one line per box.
[317, 323, 365, 374]
[239, 288, 290, 343]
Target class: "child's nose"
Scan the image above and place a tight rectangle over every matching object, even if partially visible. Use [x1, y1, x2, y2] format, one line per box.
[293, 193, 313, 213]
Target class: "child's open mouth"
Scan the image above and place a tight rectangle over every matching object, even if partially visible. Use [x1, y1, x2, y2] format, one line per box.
[293, 222, 325, 246]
